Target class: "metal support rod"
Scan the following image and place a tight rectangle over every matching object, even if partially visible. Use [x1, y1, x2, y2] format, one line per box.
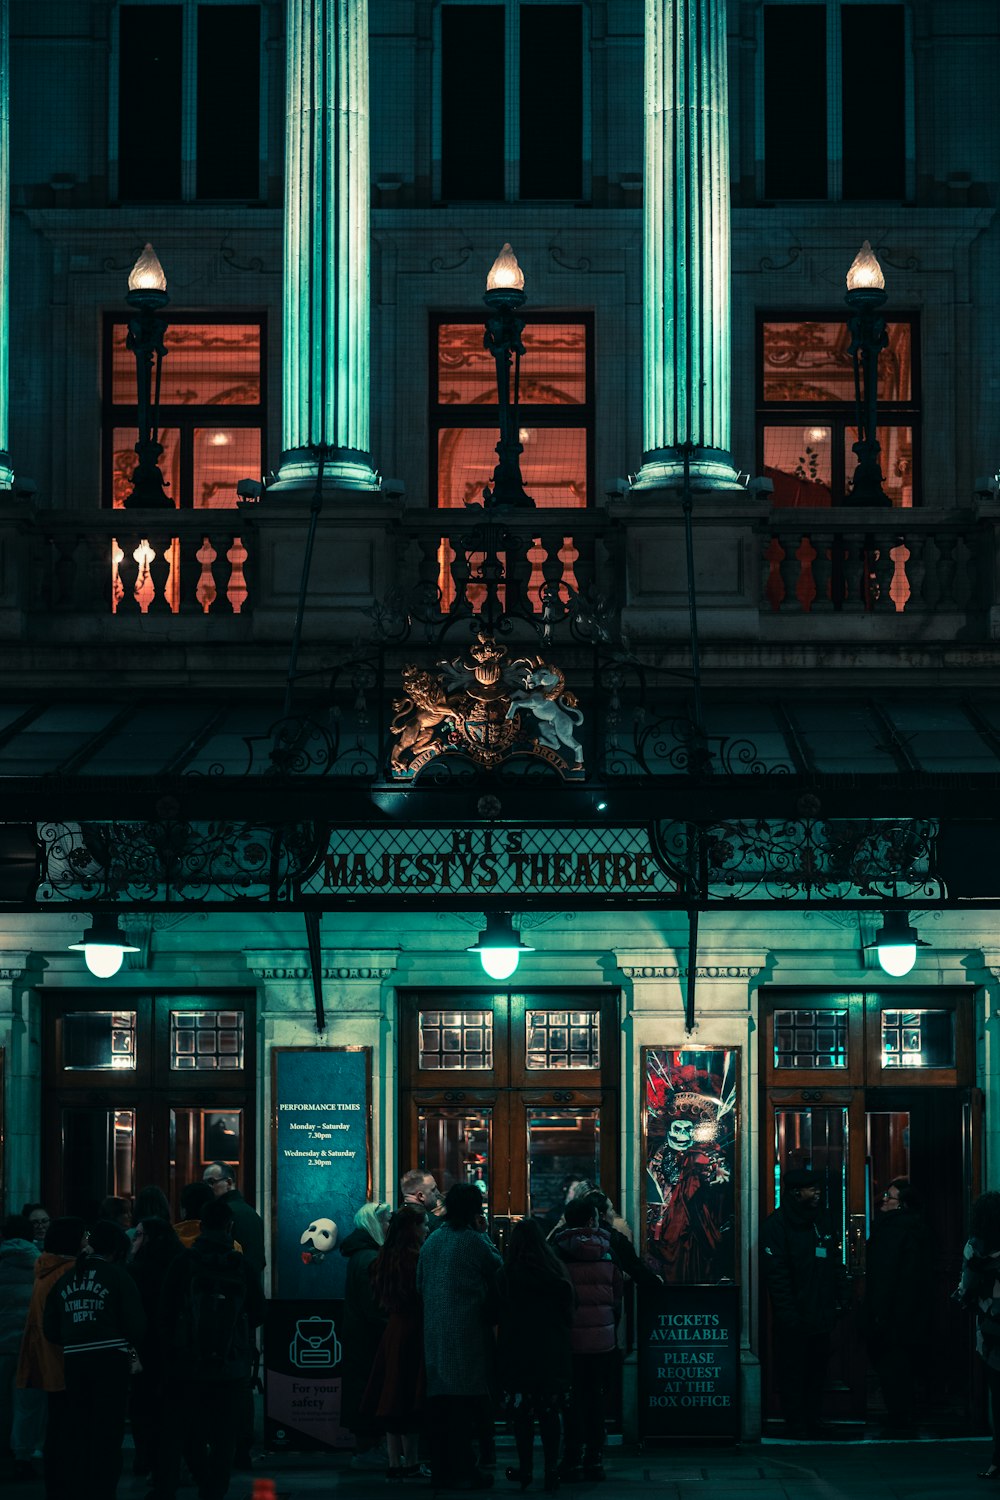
[124, 299, 172, 508]
[685, 903, 699, 1035]
[482, 286, 534, 509]
[304, 907, 325, 1034]
[845, 287, 891, 507]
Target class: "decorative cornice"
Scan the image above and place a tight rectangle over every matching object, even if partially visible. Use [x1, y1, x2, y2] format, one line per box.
[621, 965, 762, 980]
[252, 965, 392, 982]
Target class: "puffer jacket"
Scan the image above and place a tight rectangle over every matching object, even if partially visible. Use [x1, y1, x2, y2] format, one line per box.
[16, 1252, 77, 1391]
[552, 1225, 623, 1355]
[0, 1237, 38, 1355]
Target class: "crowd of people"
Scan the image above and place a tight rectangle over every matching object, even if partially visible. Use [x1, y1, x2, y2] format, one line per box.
[0, 1162, 265, 1500]
[9, 1158, 1000, 1495]
[342, 1171, 660, 1492]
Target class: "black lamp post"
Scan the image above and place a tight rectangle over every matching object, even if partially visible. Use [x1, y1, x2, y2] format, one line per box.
[481, 244, 535, 509]
[124, 242, 173, 508]
[844, 239, 891, 508]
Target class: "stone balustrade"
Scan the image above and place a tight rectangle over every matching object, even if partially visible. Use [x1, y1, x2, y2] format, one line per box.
[1, 498, 998, 643]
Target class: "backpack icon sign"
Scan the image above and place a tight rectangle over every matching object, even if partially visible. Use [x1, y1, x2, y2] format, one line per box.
[290, 1315, 341, 1368]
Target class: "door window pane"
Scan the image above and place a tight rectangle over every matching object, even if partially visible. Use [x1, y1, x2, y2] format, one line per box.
[170, 1107, 243, 1218]
[63, 1011, 136, 1071]
[525, 1009, 599, 1070]
[867, 1110, 910, 1212]
[774, 1105, 848, 1253]
[170, 1010, 244, 1070]
[119, 6, 182, 200]
[763, 5, 827, 200]
[438, 427, 587, 509]
[441, 6, 504, 200]
[520, 6, 583, 200]
[773, 1008, 848, 1069]
[526, 1107, 600, 1221]
[418, 1009, 493, 1070]
[880, 1009, 954, 1069]
[761, 320, 912, 404]
[418, 1108, 491, 1200]
[61, 1107, 136, 1220]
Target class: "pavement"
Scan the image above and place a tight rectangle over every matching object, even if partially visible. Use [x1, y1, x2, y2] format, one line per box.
[9, 1435, 994, 1500]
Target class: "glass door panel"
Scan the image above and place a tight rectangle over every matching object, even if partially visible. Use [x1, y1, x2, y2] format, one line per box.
[417, 1107, 492, 1204]
[61, 1106, 136, 1220]
[169, 1106, 244, 1219]
[773, 1105, 849, 1254]
[526, 1106, 601, 1225]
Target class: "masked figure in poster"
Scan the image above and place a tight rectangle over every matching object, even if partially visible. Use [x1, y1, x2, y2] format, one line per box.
[646, 1094, 734, 1284]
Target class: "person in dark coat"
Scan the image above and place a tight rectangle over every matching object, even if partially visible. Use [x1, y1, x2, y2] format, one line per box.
[0, 1214, 40, 1480]
[362, 1205, 427, 1477]
[201, 1162, 264, 1469]
[496, 1218, 574, 1493]
[159, 1197, 264, 1500]
[127, 1215, 184, 1487]
[953, 1190, 1000, 1479]
[339, 1201, 391, 1467]
[761, 1167, 849, 1438]
[418, 1183, 502, 1491]
[42, 1219, 145, 1500]
[862, 1178, 929, 1434]
[552, 1196, 623, 1483]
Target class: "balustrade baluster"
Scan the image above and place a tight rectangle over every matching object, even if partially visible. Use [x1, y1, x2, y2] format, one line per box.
[115, 533, 141, 613]
[935, 533, 958, 610]
[449, 536, 474, 616]
[48, 531, 77, 611]
[869, 531, 895, 612]
[538, 527, 566, 620]
[952, 532, 973, 610]
[808, 531, 833, 613]
[502, 523, 531, 617]
[145, 532, 173, 614]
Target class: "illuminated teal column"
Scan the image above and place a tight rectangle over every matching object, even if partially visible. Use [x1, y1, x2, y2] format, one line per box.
[632, 0, 738, 491]
[273, 0, 379, 492]
[0, 0, 13, 491]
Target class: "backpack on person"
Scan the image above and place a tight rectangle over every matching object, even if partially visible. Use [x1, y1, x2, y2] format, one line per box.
[187, 1254, 248, 1369]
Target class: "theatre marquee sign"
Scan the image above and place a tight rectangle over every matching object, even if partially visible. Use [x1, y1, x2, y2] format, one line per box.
[302, 826, 674, 898]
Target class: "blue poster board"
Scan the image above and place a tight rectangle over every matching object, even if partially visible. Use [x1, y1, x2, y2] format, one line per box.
[272, 1047, 372, 1302]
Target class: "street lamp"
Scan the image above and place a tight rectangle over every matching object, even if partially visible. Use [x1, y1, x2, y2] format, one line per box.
[124, 243, 173, 508]
[467, 911, 534, 981]
[844, 240, 891, 508]
[865, 908, 929, 978]
[68, 913, 140, 979]
[481, 244, 535, 509]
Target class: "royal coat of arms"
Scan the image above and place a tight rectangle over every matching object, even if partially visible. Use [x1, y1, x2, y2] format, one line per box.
[388, 629, 585, 779]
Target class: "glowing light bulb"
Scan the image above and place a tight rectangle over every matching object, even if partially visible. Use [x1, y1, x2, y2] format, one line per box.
[486, 244, 525, 293]
[846, 240, 885, 292]
[128, 243, 168, 294]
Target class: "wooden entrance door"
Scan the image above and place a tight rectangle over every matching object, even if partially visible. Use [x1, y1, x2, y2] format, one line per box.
[761, 986, 979, 1433]
[399, 988, 620, 1249]
[42, 990, 256, 1222]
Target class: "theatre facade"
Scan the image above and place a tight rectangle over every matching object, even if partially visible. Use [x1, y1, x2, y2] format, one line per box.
[1, 0, 999, 1444]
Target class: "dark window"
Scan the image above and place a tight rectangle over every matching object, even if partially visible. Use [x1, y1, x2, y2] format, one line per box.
[841, 6, 904, 199]
[197, 6, 261, 199]
[520, 6, 583, 199]
[118, 4, 260, 202]
[764, 5, 827, 200]
[119, 5, 183, 201]
[441, 6, 505, 200]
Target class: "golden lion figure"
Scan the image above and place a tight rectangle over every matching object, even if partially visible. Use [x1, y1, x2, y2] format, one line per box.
[389, 667, 459, 766]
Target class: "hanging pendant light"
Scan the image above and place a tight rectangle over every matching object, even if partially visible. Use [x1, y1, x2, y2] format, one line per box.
[467, 912, 534, 981]
[68, 914, 140, 978]
[866, 909, 929, 978]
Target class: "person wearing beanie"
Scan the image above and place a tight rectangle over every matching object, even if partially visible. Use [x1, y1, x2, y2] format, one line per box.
[43, 1218, 145, 1500]
[761, 1167, 849, 1438]
[16, 1216, 87, 1498]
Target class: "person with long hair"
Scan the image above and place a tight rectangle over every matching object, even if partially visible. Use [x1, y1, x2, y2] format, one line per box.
[955, 1190, 1000, 1478]
[127, 1215, 183, 1485]
[340, 1201, 392, 1468]
[362, 1205, 427, 1478]
[418, 1183, 502, 1491]
[496, 1218, 573, 1493]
